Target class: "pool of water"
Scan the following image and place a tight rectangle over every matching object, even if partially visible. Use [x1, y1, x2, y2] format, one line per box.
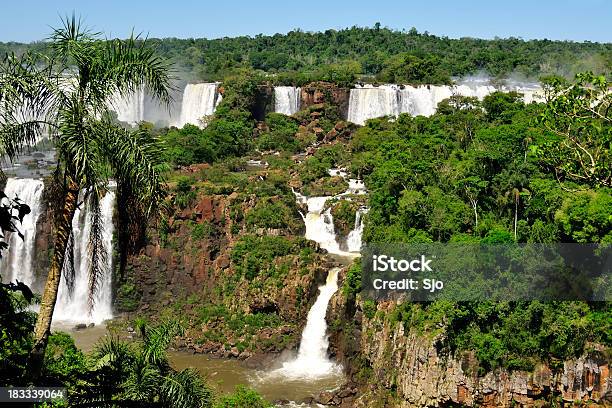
[61, 324, 343, 407]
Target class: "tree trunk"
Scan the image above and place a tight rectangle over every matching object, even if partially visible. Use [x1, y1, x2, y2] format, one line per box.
[29, 181, 79, 379]
[514, 197, 518, 240]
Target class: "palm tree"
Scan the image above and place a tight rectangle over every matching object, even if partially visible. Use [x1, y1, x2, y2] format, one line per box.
[71, 321, 213, 408]
[0, 15, 171, 375]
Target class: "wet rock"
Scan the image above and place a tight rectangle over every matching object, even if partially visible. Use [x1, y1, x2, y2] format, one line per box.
[316, 391, 335, 405]
[88, 323, 95, 328]
[73, 323, 87, 331]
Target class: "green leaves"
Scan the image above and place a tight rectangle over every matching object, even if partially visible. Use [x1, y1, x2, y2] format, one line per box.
[538, 72, 611, 187]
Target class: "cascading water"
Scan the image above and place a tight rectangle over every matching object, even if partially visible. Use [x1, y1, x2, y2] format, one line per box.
[270, 267, 343, 380]
[110, 88, 146, 125]
[348, 82, 541, 125]
[54, 191, 116, 324]
[303, 196, 343, 255]
[174, 83, 221, 128]
[0, 178, 45, 286]
[346, 208, 368, 253]
[274, 86, 301, 115]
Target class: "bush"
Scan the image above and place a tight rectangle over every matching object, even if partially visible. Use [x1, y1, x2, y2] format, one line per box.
[214, 385, 272, 408]
[44, 332, 87, 380]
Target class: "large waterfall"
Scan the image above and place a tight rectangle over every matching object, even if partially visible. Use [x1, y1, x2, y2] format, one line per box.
[0, 179, 116, 325]
[108, 83, 221, 128]
[274, 86, 301, 115]
[54, 191, 115, 324]
[347, 82, 541, 125]
[110, 89, 147, 125]
[0, 178, 45, 286]
[173, 83, 222, 128]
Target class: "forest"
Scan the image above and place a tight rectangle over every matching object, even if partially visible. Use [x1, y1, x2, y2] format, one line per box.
[1, 25, 611, 84]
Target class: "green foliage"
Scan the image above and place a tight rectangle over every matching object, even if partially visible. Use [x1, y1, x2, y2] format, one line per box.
[362, 299, 377, 319]
[114, 280, 141, 312]
[390, 301, 608, 372]
[377, 53, 451, 84]
[174, 176, 197, 208]
[537, 73, 611, 187]
[555, 190, 612, 243]
[343, 259, 363, 297]
[256, 113, 301, 152]
[230, 235, 296, 280]
[191, 222, 215, 241]
[330, 200, 359, 236]
[0, 279, 36, 386]
[43, 332, 87, 380]
[68, 320, 214, 408]
[214, 385, 272, 408]
[162, 125, 217, 165]
[245, 199, 300, 231]
[11, 25, 607, 81]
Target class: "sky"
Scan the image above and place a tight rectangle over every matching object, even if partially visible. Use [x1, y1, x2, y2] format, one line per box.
[1, 0, 610, 43]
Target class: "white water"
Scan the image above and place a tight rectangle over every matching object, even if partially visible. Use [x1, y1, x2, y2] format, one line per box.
[346, 208, 368, 253]
[268, 267, 342, 380]
[0, 178, 45, 286]
[274, 86, 301, 115]
[303, 197, 343, 255]
[174, 83, 221, 128]
[110, 89, 146, 125]
[54, 191, 115, 324]
[347, 82, 542, 125]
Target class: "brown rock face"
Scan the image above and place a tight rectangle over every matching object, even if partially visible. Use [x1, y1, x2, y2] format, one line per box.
[300, 82, 350, 119]
[327, 294, 611, 407]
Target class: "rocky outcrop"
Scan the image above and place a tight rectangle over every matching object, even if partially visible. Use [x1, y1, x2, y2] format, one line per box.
[327, 293, 611, 407]
[119, 171, 335, 362]
[301, 82, 350, 119]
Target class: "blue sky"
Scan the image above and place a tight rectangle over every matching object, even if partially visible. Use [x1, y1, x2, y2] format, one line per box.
[1, 0, 610, 43]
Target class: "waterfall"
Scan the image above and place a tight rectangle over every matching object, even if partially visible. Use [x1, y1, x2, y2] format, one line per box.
[269, 267, 342, 379]
[174, 83, 221, 128]
[0, 178, 45, 286]
[109, 88, 178, 127]
[295, 177, 367, 257]
[348, 82, 540, 125]
[54, 190, 115, 324]
[274, 86, 301, 115]
[347, 85, 400, 125]
[110, 88, 146, 125]
[346, 208, 368, 253]
[303, 197, 343, 255]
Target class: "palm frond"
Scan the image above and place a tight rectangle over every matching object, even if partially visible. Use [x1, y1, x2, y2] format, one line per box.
[122, 354, 162, 402]
[86, 192, 108, 312]
[160, 368, 213, 408]
[141, 320, 183, 367]
[92, 33, 174, 109]
[0, 52, 61, 160]
[62, 231, 76, 295]
[98, 122, 167, 216]
[49, 14, 99, 66]
[93, 336, 134, 371]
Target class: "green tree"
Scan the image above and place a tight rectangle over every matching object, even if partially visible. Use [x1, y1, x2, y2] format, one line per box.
[0, 16, 170, 375]
[70, 321, 213, 408]
[537, 72, 611, 187]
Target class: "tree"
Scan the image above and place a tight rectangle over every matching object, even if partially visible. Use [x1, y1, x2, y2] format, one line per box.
[67, 321, 213, 408]
[537, 72, 611, 187]
[0, 16, 171, 376]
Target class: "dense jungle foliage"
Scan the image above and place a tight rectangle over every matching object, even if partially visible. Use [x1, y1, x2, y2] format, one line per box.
[2, 25, 611, 84]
